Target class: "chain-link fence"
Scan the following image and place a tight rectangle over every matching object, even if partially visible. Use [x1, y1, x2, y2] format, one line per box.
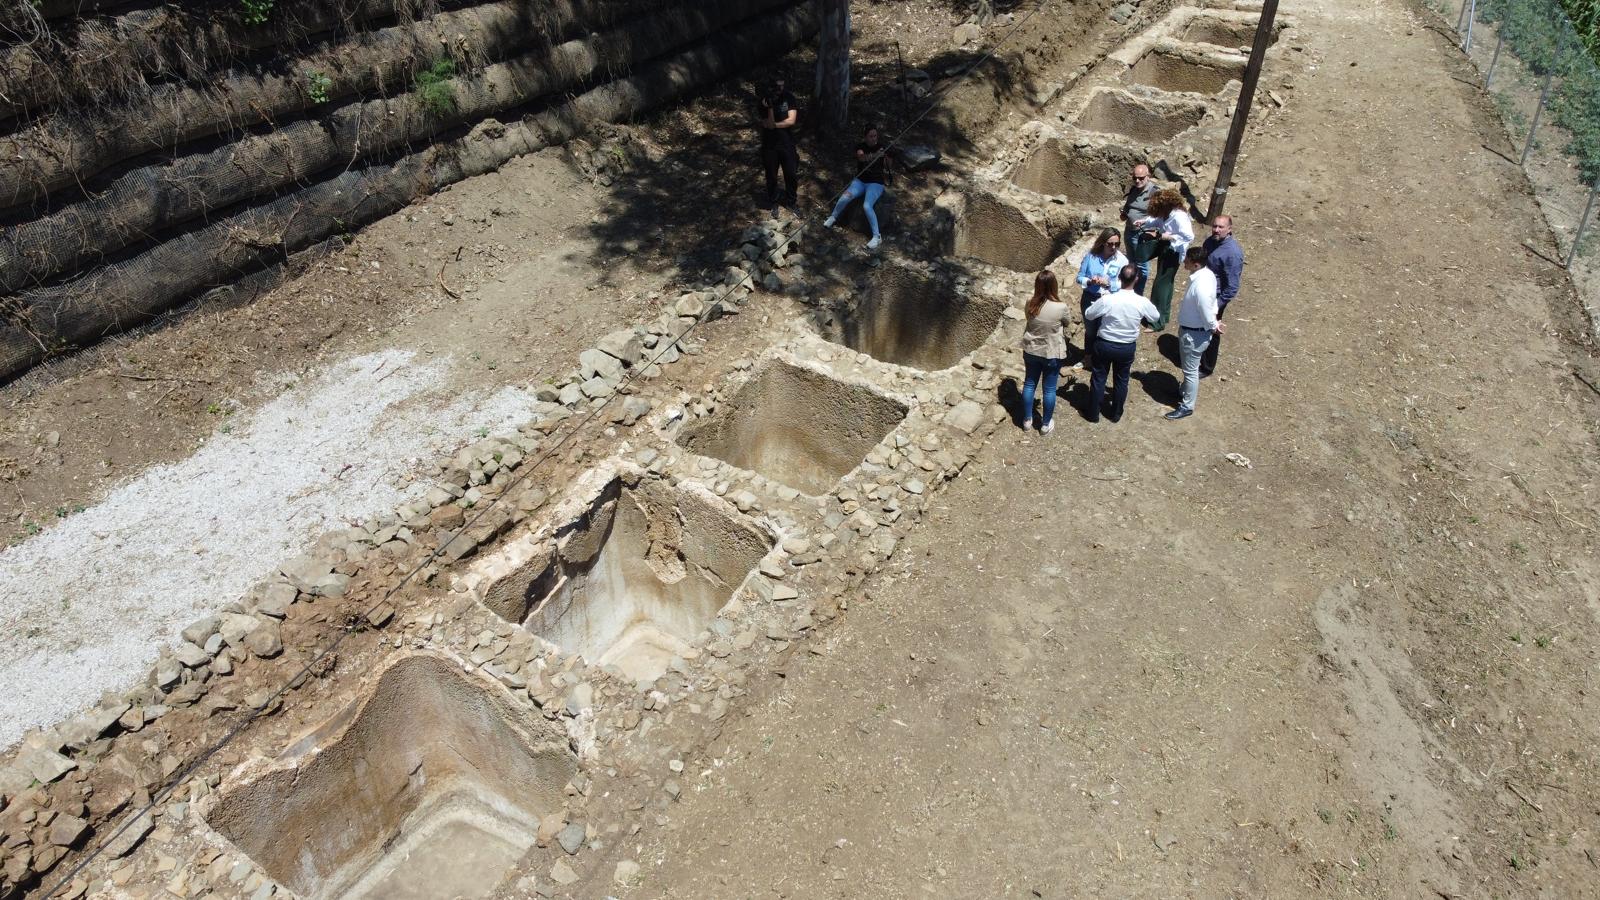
[1433, 0, 1600, 328]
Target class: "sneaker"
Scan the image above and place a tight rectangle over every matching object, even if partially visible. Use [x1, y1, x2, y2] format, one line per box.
[866, 235, 882, 250]
[823, 216, 836, 228]
[1164, 407, 1194, 421]
[1040, 421, 1055, 436]
[1020, 418, 1033, 431]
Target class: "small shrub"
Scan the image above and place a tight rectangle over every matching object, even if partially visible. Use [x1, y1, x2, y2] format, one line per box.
[415, 58, 458, 117]
[306, 70, 333, 104]
[239, 0, 274, 26]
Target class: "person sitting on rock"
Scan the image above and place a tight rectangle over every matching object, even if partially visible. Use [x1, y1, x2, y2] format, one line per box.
[823, 125, 893, 250]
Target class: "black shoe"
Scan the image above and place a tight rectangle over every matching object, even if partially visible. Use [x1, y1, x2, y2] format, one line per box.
[1164, 407, 1194, 421]
[1198, 370, 1214, 379]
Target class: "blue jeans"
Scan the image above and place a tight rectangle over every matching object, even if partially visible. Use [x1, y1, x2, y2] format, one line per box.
[1089, 338, 1136, 422]
[1177, 327, 1212, 412]
[1020, 352, 1062, 426]
[830, 180, 886, 237]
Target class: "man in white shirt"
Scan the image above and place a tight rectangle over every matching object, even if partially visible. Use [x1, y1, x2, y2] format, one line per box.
[1166, 247, 1226, 421]
[1083, 265, 1160, 423]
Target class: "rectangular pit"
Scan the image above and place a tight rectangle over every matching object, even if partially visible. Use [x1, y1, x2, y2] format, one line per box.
[477, 474, 773, 681]
[1181, 15, 1276, 50]
[206, 654, 575, 900]
[943, 190, 1083, 273]
[677, 360, 908, 495]
[1010, 140, 1125, 204]
[1072, 90, 1206, 143]
[1125, 49, 1245, 95]
[814, 262, 1004, 370]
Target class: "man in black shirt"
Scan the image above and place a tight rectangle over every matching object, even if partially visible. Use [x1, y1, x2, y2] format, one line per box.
[758, 76, 800, 209]
[823, 125, 892, 249]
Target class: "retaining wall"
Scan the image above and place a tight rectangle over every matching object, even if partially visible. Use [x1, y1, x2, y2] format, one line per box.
[0, 0, 816, 384]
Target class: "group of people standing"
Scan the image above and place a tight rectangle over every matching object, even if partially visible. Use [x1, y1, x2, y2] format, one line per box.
[754, 78, 1250, 431]
[1018, 163, 1245, 431]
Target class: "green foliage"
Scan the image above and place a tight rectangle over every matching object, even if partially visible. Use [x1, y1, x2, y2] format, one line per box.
[414, 58, 458, 117]
[1476, 0, 1600, 180]
[239, 0, 274, 26]
[306, 70, 333, 104]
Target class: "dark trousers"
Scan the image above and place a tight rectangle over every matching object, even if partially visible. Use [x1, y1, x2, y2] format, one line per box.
[762, 142, 798, 206]
[1088, 338, 1136, 422]
[1079, 291, 1101, 355]
[1200, 298, 1230, 375]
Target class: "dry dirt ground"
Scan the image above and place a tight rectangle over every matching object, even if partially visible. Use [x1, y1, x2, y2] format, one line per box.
[582, 0, 1600, 897]
[4, 0, 1600, 895]
[0, 0, 1105, 744]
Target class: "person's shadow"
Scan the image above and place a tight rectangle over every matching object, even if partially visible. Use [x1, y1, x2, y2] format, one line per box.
[1155, 333, 1180, 367]
[1133, 368, 1181, 408]
[998, 373, 1084, 426]
[997, 376, 1023, 425]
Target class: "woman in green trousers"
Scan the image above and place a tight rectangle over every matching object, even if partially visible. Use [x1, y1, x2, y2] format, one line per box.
[1133, 188, 1194, 331]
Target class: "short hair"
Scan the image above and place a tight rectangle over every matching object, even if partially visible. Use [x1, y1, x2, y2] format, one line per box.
[1132, 163, 1151, 176]
[1117, 265, 1138, 286]
[1184, 246, 1209, 265]
[1212, 214, 1233, 227]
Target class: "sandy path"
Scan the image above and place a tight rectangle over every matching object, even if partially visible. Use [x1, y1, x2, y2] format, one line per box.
[0, 350, 542, 748]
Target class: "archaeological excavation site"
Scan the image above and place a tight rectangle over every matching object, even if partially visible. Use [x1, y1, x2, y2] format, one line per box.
[6, 0, 1600, 896]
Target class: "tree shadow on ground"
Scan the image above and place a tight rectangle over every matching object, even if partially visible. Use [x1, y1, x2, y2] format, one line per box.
[574, 30, 1032, 298]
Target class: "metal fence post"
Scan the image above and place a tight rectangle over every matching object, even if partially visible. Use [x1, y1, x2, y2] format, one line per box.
[1566, 171, 1600, 269]
[1485, 31, 1505, 87]
[1461, 0, 1477, 51]
[1522, 71, 1555, 166]
[1455, 0, 1470, 32]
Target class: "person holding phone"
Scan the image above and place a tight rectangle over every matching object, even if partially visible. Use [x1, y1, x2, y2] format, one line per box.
[757, 75, 800, 210]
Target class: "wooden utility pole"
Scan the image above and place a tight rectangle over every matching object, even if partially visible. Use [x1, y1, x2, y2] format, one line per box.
[816, 0, 851, 130]
[1205, 0, 1280, 222]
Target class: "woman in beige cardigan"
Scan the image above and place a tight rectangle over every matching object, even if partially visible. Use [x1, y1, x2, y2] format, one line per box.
[1018, 270, 1070, 435]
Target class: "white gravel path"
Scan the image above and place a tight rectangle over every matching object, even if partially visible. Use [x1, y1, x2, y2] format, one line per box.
[0, 350, 541, 749]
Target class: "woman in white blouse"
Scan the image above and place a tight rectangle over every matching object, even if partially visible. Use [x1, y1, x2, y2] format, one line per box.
[1134, 188, 1194, 331]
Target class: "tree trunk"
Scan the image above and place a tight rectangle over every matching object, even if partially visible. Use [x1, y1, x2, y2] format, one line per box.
[814, 0, 849, 131]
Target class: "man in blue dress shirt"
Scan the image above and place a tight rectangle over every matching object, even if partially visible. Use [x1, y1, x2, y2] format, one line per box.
[1200, 215, 1244, 378]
